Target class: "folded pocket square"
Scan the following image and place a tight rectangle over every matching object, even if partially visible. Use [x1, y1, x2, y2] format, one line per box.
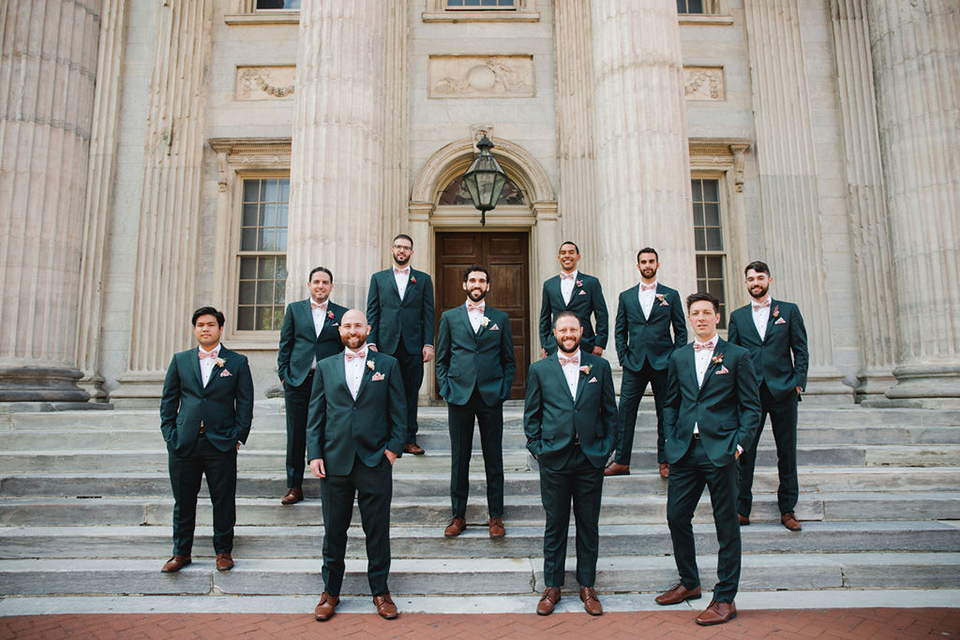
[490, 324, 500, 330]
[775, 317, 786, 324]
[219, 370, 232, 377]
[588, 376, 598, 383]
[371, 372, 385, 381]
[716, 365, 730, 375]
[578, 290, 587, 295]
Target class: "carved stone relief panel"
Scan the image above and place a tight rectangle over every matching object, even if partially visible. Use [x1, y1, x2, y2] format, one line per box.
[428, 55, 535, 98]
[683, 66, 724, 101]
[236, 65, 296, 100]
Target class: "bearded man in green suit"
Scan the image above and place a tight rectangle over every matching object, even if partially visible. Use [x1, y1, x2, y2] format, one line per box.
[306, 309, 406, 622]
[655, 293, 760, 626]
[436, 264, 516, 539]
[524, 312, 617, 616]
[159, 307, 254, 574]
[277, 266, 348, 505]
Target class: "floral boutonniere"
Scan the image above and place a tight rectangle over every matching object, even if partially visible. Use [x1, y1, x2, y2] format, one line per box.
[656, 293, 668, 306]
[480, 316, 490, 328]
[367, 360, 376, 371]
[214, 357, 226, 368]
[410, 276, 417, 284]
[772, 304, 780, 318]
[327, 310, 335, 320]
[711, 353, 724, 365]
[579, 364, 593, 376]
[575, 279, 583, 288]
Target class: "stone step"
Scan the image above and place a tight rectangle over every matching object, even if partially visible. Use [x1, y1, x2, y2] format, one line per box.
[3, 467, 959, 499]
[3, 443, 958, 473]
[1, 492, 956, 527]
[3, 521, 957, 560]
[2, 552, 957, 596]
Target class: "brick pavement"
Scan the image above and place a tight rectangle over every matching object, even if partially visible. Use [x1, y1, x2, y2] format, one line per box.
[0, 608, 957, 639]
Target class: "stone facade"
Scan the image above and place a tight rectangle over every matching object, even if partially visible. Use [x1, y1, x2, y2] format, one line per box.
[0, 0, 956, 408]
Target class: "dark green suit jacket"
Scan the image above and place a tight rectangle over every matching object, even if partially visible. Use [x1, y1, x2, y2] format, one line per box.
[436, 304, 516, 406]
[727, 299, 809, 403]
[366, 268, 435, 354]
[538, 272, 608, 355]
[277, 299, 348, 387]
[615, 283, 687, 372]
[305, 350, 407, 476]
[662, 338, 761, 466]
[160, 345, 254, 456]
[523, 352, 617, 470]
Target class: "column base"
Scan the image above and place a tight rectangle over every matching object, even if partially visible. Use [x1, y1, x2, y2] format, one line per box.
[885, 363, 960, 409]
[109, 372, 165, 408]
[854, 369, 897, 405]
[798, 370, 854, 406]
[79, 373, 110, 402]
[0, 366, 90, 403]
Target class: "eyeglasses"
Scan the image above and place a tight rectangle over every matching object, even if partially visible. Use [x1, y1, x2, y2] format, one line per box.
[393, 245, 412, 251]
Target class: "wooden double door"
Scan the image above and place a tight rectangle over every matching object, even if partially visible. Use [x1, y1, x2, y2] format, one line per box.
[434, 232, 530, 400]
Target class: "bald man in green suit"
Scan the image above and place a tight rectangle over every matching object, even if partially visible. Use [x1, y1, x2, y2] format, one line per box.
[525, 312, 617, 616]
[306, 309, 406, 621]
[655, 293, 760, 626]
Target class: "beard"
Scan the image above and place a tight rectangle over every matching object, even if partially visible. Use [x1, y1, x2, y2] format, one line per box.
[557, 338, 580, 354]
[393, 253, 411, 266]
[749, 284, 769, 300]
[467, 287, 487, 302]
[342, 333, 367, 350]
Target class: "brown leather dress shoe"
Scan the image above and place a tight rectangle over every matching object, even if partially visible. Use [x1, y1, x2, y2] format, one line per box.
[444, 516, 466, 537]
[281, 487, 304, 505]
[781, 511, 802, 531]
[695, 600, 737, 625]
[604, 462, 630, 476]
[314, 591, 339, 621]
[216, 553, 234, 571]
[659, 463, 669, 479]
[537, 587, 561, 615]
[403, 443, 425, 455]
[655, 582, 702, 605]
[161, 555, 191, 573]
[580, 586, 602, 615]
[738, 513, 750, 526]
[373, 592, 399, 619]
[488, 517, 505, 538]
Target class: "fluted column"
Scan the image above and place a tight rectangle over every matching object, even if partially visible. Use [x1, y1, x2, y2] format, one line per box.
[0, 1, 101, 403]
[380, 0, 409, 265]
[744, 0, 847, 397]
[867, 1, 960, 406]
[591, 1, 695, 304]
[286, 0, 388, 309]
[77, 0, 126, 401]
[112, 1, 215, 402]
[829, 0, 898, 400]
[554, 0, 597, 259]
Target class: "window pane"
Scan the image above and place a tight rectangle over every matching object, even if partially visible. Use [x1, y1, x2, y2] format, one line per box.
[274, 281, 285, 304]
[693, 202, 705, 227]
[236, 178, 289, 332]
[277, 229, 288, 251]
[242, 203, 258, 227]
[690, 178, 702, 201]
[695, 229, 706, 252]
[240, 229, 257, 252]
[263, 179, 278, 203]
[702, 179, 719, 202]
[706, 228, 723, 251]
[259, 256, 276, 279]
[276, 256, 288, 281]
[261, 203, 277, 228]
[707, 255, 724, 278]
[256, 281, 273, 305]
[243, 180, 260, 203]
[237, 306, 254, 331]
[704, 203, 721, 228]
[277, 203, 289, 228]
[239, 257, 257, 280]
[238, 280, 256, 304]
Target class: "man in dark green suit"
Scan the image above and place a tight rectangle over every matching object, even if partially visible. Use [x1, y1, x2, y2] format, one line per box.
[655, 293, 760, 626]
[524, 312, 617, 616]
[436, 265, 516, 538]
[277, 266, 348, 505]
[537, 241, 608, 359]
[366, 234, 436, 455]
[607, 248, 687, 478]
[727, 261, 809, 531]
[159, 307, 253, 574]
[306, 309, 406, 621]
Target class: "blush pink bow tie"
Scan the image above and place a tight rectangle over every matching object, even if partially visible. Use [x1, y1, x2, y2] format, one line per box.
[559, 354, 580, 366]
[753, 299, 771, 310]
[560, 272, 576, 280]
[641, 283, 656, 291]
[693, 341, 715, 352]
[311, 301, 326, 310]
[467, 303, 484, 313]
[198, 351, 218, 360]
[345, 351, 367, 361]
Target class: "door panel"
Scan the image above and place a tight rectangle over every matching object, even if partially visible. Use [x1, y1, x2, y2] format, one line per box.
[435, 231, 530, 400]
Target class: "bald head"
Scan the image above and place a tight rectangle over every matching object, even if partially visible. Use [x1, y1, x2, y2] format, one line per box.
[339, 309, 370, 350]
[341, 309, 367, 325]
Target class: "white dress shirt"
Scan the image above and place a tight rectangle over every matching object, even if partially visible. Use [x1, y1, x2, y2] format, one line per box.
[752, 295, 772, 341]
[560, 270, 578, 306]
[466, 301, 486, 334]
[558, 349, 581, 399]
[198, 343, 221, 388]
[310, 299, 328, 370]
[693, 337, 716, 435]
[393, 266, 411, 301]
[344, 344, 368, 400]
[639, 281, 658, 320]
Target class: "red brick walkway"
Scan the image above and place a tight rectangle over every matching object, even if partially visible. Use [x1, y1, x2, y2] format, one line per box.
[1, 609, 957, 639]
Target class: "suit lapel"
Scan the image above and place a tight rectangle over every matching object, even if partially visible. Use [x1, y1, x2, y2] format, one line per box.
[627, 285, 647, 324]
[761, 299, 778, 344]
[573, 360, 589, 405]
[459, 304, 478, 340]
[354, 353, 375, 402]
[386, 270, 403, 304]
[697, 340, 725, 397]
[191, 349, 204, 389]
[547, 356, 574, 404]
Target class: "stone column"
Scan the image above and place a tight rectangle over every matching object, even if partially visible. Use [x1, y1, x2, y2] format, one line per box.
[590, 1, 696, 303]
[0, 1, 101, 403]
[743, 0, 847, 398]
[380, 0, 409, 266]
[112, 0, 215, 403]
[76, 0, 126, 401]
[554, 0, 598, 260]
[829, 0, 898, 400]
[286, 0, 389, 309]
[866, 1, 960, 406]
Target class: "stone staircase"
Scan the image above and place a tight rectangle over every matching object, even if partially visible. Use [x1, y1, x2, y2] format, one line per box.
[1, 404, 959, 601]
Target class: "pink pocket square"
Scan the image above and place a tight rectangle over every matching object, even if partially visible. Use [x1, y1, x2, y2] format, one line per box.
[716, 365, 730, 375]
[219, 370, 232, 377]
[490, 324, 500, 331]
[578, 290, 587, 296]
[371, 372, 385, 381]
[775, 317, 786, 325]
[588, 376, 598, 383]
